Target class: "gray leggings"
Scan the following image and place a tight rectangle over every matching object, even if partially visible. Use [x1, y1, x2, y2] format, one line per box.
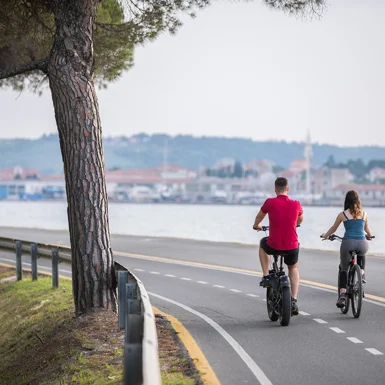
[339, 239, 369, 288]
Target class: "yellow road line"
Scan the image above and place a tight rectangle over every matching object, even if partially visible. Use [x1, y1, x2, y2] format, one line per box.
[0, 262, 71, 280]
[117, 251, 385, 304]
[153, 306, 221, 385]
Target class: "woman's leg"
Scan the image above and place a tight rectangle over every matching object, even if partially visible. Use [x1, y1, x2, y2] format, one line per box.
[357, 240, 369, 283]
[339, 240, 354, 295]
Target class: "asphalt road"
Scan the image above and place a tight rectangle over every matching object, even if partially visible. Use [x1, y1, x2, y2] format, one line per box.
[1, 226, 385, 385]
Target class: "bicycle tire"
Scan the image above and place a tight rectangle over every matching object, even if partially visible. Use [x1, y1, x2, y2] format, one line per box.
[351, 264, 363, 318]
[338, 266, 349, 314]
[266, 287, 279, 322]
[279, 286, 291, 326]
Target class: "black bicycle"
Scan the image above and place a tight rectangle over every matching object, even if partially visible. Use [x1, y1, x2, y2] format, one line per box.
[322, 234, 374, 318]
[257, 226, 292, 326]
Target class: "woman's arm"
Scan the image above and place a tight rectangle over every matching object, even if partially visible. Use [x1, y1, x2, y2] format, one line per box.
[321, 213, 343, 238]
[364, 212, 373, 238]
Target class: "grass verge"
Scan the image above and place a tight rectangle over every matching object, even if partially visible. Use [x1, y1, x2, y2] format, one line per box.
[0, 266, 16, 280]
[0, 267, 201, 385]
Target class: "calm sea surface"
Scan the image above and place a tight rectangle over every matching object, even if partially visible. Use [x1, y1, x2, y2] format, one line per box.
[0, 202, 383, 254]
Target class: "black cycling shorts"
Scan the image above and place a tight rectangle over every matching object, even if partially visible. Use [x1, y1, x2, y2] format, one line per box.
[260, 237, 299, 266]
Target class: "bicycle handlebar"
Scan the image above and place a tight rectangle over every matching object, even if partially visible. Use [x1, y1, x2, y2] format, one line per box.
[253, 225, 300, 232]
[321, 234, 375, 241]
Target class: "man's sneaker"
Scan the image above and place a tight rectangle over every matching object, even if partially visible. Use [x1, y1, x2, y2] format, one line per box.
[362, 273, 367, 284]
[259, 276, 270, 287]
[291, 299, 299, 315]
[336, 293, 346, 308]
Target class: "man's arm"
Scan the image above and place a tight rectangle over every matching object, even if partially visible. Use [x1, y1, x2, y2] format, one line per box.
[253, 210, 267, 230]
[297, 213, 304, 226]
[297, 203, 304, 226]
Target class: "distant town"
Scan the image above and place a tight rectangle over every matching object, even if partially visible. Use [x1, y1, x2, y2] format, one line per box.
[1, 135, 385, 206]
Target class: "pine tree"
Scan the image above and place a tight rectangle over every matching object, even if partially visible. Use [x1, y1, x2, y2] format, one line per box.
[0, 0, 325, 315]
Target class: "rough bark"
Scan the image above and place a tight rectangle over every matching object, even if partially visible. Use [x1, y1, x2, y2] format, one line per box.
[48, 0, 117, 315]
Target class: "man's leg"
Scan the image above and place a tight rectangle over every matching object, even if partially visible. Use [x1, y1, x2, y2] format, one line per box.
[259, 245, 270, 276]
[288, 263, 299, 299]
[259, 237, 271, 287]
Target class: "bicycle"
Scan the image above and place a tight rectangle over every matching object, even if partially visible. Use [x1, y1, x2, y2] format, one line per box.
[256, 226, 292, 327]
[322, 234, 374, 318]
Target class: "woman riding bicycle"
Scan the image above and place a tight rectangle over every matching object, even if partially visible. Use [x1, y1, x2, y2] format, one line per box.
[321, 190, 373, 308]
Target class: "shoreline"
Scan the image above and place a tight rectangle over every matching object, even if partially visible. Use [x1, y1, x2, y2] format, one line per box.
[0, 225, 383, 258]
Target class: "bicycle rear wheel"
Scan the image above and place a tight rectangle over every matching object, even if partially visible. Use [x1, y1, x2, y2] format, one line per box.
[266, 287, 279, 322]
[279, 286, 291, 327]
[338, 266, 349, 314]
[351, 265, 363, 318]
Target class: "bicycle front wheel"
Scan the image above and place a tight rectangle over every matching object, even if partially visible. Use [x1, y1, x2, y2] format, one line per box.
[266, 287, 279, 322]
[351, 264, 363, 318]
[279, 286, 291, 327]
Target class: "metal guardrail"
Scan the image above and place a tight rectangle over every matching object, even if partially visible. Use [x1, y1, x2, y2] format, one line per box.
[0, 236, 161, 385]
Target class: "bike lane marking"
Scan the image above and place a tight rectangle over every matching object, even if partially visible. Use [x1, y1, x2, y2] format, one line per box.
[150, 292, 274, 385]
[347, 337, 363, 344]
[313, 319, 328, 324]
[115, 251, 385, 305]
[365, 348, 384, 356]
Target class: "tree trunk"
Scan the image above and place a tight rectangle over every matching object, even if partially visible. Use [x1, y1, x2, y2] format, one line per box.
[48, 0, 117, 315]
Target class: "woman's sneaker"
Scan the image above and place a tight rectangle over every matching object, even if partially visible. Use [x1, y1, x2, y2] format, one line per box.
[362, 273, 366, 284]
[336, 293, 346, 308]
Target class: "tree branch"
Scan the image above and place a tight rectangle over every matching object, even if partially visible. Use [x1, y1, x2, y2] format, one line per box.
[0, 57, 49, 80]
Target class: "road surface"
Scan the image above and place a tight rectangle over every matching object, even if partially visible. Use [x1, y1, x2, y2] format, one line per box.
[1, 227, 384, 385]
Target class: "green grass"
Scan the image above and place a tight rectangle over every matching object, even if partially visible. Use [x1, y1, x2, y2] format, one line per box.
[0, 266, 16, 280]
[0, 268, 200, 385]
[0, 272, 124, 385]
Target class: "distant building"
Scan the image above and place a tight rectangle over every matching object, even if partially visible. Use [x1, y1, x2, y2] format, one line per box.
[368, 168, 385, 183]
[327, 184, 385, 206]
[244, 159, 274, 175]
[0, 167, 65, 200]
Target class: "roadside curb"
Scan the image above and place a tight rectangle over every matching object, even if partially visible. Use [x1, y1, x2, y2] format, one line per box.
[153, 306, 221, 385]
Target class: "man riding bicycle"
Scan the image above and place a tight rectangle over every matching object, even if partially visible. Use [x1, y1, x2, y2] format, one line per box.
[253, 177, 304, 315]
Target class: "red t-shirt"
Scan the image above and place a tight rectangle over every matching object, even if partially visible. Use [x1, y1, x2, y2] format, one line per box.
[260, 195, 303, 250]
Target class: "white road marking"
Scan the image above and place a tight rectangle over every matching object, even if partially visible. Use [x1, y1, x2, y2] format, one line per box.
[165, 274, 176, 278]
[150, 292, 273, 385]
[181, 277, 192, 281]
[150, 271, 160, 275]
[115, 252, 385, 309]
[213, 285, 225, 288]
[262, 299, 266, 302]
[230, 289, 242, 293]
[247, 294, 260, 298]
[134, 268, 145, 272]
[366, 348, 384, 356]
[330, 327, 345, 334]
[313, 319, 328, 324]
[347, 337, 363, 344]
[197, 281, 208, 284]
[299, 311, 310, 316]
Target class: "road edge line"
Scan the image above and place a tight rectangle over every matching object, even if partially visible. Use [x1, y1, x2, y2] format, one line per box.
[153, 306, 221, 385]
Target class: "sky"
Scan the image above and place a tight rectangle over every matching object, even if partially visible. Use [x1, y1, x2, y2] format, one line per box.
[0, 0, 384, 146]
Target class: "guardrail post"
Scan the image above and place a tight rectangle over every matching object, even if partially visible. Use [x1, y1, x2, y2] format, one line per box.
[15, 241, 22, 281]
[52, 248, 59, 288]
[31, 243, 38, 281]
[118, 271, 129, 330]
[124, 313, 143, 385]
